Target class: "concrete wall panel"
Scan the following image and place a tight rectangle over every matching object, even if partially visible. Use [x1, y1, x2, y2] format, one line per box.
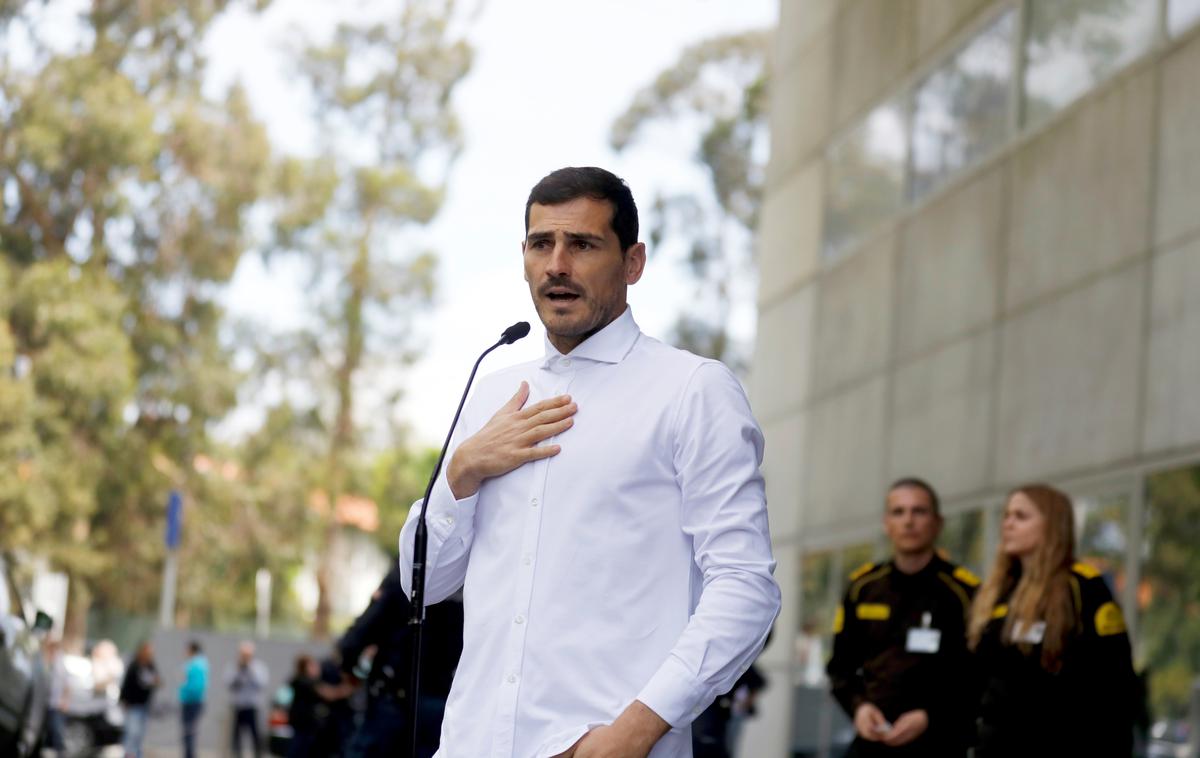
[805, 375, 888, 528]
[775, 0, 841, 74]
[1006, 66, 1154, 312]
[896, 165, 1004, 361]
[996, 265, 1145, 483]
[763, 411, 806, 542]
[812, 233, 894, 396]
[768, 33, 832, 185]
[1155, 33, 1200, 248]
[832, 0, 916, 129]
[914, 0, 994, 59]
[759, 163, 822, 304]
[753, 284, 815, 421]
[889, 330, 996, 498]
[1143, 237, 1200, 453]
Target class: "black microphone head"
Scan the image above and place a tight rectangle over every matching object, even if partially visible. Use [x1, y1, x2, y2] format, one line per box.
[500, 321, 531, 345]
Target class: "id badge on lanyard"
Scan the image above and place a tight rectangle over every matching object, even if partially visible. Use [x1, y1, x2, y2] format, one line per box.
[905, 612, 941, 654]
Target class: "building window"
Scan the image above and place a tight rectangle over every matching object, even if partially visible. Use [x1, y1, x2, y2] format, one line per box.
[1022, 0, 1159, 126]
[1072, 491, 1131, 598]
[821, 97, 907, 263]
[909, 10, 1017, 202]
[1140, 463, 1200, 751]
[1169, 0, 1200, 35]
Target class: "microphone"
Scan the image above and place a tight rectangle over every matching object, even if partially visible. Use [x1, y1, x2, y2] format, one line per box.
[407, 320, 528, 757]
[500, 320, 531, 345]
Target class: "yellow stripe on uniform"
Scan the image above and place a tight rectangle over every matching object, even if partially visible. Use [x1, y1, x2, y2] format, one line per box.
[848, 562, 876, 581]
[1072, 561, 1101, 579]
[992, 604, 1008, 619]
[856, 603, 890, 621]
[953, 566, 981, 587]
[833, 606, 845, 634]
[1094, 601, 1127, 637]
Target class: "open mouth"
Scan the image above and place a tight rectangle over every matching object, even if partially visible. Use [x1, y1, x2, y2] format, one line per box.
[544, 289, 581, 304]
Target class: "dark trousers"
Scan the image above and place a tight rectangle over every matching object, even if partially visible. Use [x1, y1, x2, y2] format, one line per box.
[346, 695, 406, 758]
[181, 702, 204, 758]
[232, 706, 262, 757]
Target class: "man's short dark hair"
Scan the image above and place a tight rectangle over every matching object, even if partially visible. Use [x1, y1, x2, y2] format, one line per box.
[525, 167, 639, 252]
[887, 477, 941, 517]
[187, 640, 202, 655]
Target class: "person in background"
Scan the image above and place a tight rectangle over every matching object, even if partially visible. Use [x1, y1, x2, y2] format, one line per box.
[226, 640, 269, 758]
[119, 640, 160, 758]
[969, 484, 1136, 756]
[826, 478, 979, 757]
[41, 637, 68, 756]
[179, 639, 208, 758]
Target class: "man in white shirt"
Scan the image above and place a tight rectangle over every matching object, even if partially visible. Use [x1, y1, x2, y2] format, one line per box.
[400, 166, 780, 758]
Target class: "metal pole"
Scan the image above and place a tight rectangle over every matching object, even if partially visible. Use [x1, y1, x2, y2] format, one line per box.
[159, 549, 178, 629]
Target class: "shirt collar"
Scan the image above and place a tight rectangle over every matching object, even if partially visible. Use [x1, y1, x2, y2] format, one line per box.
[541, 306, 640, 367]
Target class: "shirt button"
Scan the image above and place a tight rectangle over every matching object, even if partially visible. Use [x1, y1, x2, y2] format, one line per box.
[507, 674, 517, 684]
[561, 358, 571, 367]
[514, 614, 525, 625]
[443, 516, 454, 526]
[530, 497, 538, 507]
[523, 555, 532, 566]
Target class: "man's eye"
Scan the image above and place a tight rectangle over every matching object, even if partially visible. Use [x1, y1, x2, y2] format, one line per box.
[573, 240, 593, 250]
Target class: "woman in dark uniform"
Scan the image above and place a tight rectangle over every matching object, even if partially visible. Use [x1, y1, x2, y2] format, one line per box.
[968, 484, 1136, 756]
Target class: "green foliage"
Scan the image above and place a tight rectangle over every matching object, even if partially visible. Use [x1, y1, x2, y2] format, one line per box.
[610, 30, 770, 367]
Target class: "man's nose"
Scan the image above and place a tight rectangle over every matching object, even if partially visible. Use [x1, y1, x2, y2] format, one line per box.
[546, 242, 572, 277]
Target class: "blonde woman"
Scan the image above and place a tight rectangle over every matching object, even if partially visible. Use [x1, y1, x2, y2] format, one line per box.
[968, 484, 1135, 755]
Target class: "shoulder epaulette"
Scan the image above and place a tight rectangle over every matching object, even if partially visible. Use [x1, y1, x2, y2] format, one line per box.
[848, 561, 876, 581]
[952, 566, 981, 587]
[1071, 561, 1101, 579]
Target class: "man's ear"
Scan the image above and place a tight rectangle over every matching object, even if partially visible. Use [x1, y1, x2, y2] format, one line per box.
[625, 242, 647, 285]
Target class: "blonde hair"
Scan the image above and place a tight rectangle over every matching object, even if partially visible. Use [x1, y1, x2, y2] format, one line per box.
[968, 484, 1076, 671]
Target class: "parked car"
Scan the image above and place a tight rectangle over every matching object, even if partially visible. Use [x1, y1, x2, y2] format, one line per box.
[0, 553, 53, 758]
[267, 683, 294, 756]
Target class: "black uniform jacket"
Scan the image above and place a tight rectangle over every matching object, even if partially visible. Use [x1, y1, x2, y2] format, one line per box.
[826, 554, 979, 756]
[974, 562, 1135, 757]
[338, 567, 464, 701]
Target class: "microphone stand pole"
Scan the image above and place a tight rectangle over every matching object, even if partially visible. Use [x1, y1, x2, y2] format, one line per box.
[408, 323, 528, 757]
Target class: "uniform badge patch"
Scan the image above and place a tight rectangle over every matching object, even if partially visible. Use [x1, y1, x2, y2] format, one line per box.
[1094, 601, 1126, 637]
[856, 603, 890, 621]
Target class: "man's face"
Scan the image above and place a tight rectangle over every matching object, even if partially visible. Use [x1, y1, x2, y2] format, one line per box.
[883, 486, 941, 556]
[523, 197, 645, 354]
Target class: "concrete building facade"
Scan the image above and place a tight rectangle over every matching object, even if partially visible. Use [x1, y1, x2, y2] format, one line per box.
[747, 1, 1200, 755]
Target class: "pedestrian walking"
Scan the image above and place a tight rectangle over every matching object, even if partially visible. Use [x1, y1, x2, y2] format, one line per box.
[286, 655, 323, 758]
[179, 639, 208, 758]
[968, 484, 1136, 755]
[119, 641, 160, 758]
[826, 478, 979, 757]
[226, 640, 269, 758]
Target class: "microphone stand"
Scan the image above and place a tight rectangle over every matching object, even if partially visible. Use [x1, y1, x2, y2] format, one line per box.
[407, 322, 529, 757]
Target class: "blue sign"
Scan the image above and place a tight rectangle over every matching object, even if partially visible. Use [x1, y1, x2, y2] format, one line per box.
[165, 490, 183, 550]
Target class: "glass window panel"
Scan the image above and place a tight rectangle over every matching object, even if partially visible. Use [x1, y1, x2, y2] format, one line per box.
[940, 509, 987, 575]
[821, 97, 907, 263]
[1023, 0, 1159, 127]
[1170, 0, 1200, 35]
[795, 550, 835, 685]
[1140, 463, 1200, 754]
[1072, 492, 1130, 595]
[909, 10, 1016, 201]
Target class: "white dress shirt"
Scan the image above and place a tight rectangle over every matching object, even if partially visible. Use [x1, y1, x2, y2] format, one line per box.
[400, 307, 780, 758]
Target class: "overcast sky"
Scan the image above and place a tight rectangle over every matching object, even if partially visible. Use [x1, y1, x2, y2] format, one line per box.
[209, 0, 777, 445]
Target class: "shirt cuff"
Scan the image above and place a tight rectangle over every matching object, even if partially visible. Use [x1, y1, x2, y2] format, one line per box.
[635, 654, 708, 728]
[424, 474, 478, 542]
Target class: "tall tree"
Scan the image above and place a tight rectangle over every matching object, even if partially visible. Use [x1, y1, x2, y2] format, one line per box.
[265, 0, 472, 637]
[1, 0, 272, 642]
[609, 30, 770, 367]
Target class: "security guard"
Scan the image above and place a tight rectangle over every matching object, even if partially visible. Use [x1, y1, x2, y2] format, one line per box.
[826, 477, 978, 757]
[973, 561, 1135, 755]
